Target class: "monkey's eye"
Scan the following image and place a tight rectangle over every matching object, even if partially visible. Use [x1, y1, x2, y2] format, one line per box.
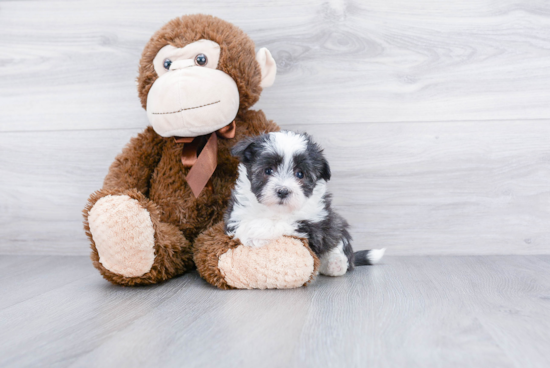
[265, 168, 273, 175]
[295, 171, 304, 179]
[195, 53, 208, 66]
[163, 59, 172, 70]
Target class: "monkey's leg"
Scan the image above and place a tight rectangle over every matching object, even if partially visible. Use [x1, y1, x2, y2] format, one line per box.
[194, 222, 320, 289]
[83, 189, 194, 286]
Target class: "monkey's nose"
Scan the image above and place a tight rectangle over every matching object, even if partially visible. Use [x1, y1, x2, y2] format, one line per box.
[169, 59, 195, 71]
[276, 188, 290, 199]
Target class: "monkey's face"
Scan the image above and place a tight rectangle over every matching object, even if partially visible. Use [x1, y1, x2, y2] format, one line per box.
[138, 16, 277, 138]
[146, 39, 241, 137]
[139, 17, 278, 140]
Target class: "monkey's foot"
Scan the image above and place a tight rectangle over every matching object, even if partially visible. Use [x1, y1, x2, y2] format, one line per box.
[83, 189, 193, 286]
[219, 237, 316, 289]
[194, 223, 320, 290]
[88, 194, 156, 278]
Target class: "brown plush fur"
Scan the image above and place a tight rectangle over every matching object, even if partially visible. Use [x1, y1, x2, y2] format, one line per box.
[83, 14, 315, 288]
[193, 222, 242, 289]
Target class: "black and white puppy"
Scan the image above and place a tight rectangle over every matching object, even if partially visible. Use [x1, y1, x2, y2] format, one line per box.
[225, 131, 385, 276]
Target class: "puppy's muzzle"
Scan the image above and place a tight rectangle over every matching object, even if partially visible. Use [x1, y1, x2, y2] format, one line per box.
[276, 187, 291, 199]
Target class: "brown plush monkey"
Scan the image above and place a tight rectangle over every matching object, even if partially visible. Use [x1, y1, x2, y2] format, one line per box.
[83, 14, 319, 289]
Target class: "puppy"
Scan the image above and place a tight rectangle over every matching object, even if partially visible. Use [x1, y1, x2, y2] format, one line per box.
[225, 131, 385, 276]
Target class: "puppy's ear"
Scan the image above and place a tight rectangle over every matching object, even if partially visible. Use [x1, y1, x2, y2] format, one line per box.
[304, 133, 332, 182]
[231, 137, 257, 163]
[320, 158, 331, 181]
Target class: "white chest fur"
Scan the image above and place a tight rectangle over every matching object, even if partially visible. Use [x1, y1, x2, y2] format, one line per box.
[226, 165, 328, 247]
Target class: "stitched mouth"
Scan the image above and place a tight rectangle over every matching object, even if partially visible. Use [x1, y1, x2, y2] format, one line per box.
[151, 100, 220, 115]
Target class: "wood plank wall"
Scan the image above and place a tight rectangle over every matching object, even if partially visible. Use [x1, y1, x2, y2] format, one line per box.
[1, 0, 549, 255]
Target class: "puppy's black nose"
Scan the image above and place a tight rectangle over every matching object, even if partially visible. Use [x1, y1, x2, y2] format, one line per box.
[276, 188, 290, 199]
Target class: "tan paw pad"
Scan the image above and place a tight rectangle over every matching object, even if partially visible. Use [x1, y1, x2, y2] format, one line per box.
[218, 237, 315, 289]
[88, 195, 155, 277]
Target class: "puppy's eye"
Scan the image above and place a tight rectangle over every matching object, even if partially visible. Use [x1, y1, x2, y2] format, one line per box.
[295, 171, 304, 179]
[163, 59, 172, 70]
[264, 168, 273, 175]
[195, 53, 208, 66]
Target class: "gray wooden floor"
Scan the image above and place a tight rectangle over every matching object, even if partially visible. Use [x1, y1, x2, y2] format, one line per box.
[1, 255, 549, 368]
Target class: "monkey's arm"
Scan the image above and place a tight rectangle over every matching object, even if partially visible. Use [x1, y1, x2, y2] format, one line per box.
[102, 126, 165, 194]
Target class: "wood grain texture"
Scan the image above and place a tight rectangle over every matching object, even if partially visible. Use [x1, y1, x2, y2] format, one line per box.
[0, 255, 549, 368]
[1, 0, 549, 255]
[0, 128, 142, 255]
[1, 0, 550, 132]
[1, 121, 549, 255]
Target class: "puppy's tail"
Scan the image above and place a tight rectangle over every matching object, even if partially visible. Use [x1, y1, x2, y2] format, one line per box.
[353, 248, 386, 266]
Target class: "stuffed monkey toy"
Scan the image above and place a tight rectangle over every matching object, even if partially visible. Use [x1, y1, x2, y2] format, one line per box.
[83, 14, 319, 289]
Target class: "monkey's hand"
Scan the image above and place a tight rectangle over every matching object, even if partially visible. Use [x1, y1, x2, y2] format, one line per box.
[194, 222, 320, 289]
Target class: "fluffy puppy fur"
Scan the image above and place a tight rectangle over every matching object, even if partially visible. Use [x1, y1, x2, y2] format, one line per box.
[225, 131, 385, 276]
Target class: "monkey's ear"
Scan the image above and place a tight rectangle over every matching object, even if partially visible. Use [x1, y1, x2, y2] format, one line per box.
[256, 48, 277, 88]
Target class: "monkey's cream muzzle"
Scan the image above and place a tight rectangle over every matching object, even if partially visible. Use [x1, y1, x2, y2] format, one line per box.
[146, 63, 239, 138]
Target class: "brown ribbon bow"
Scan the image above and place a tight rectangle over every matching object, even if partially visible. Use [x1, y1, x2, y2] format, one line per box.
[174, 121, 236, 197]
